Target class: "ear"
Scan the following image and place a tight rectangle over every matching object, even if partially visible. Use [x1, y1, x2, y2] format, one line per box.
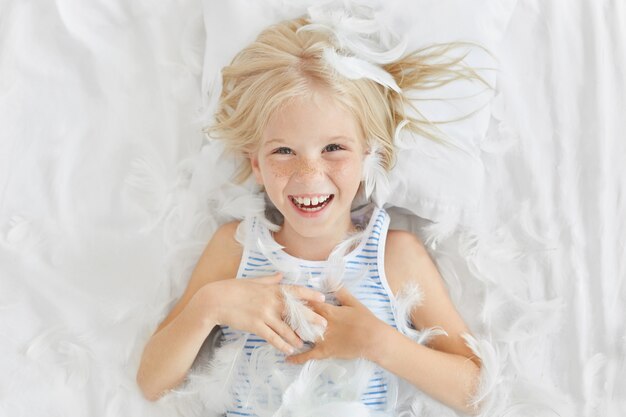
[249, 153, 264, 186]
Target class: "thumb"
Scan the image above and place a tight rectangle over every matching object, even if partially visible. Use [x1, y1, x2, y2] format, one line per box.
[334, 286, 359, 306]
[251, 272, 283, 284]
[287, 347, 323, 365]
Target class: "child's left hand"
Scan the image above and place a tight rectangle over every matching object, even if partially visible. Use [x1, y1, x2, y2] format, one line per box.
[286, 287, 389, 364]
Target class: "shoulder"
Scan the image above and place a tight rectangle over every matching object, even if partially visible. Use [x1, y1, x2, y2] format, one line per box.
[383, 229, 430, 296]
[154, 221, 243, 332]
[202, 221, 243, 271]
[187, 220, 244, 294]
[212, 220, 242, 246]
[384, 229, 429, 267]
[383, 228, 478, 363]
[385, 228, 428, 254]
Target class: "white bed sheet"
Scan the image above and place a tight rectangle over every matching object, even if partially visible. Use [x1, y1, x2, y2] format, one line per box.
[0, 0, 624, 416]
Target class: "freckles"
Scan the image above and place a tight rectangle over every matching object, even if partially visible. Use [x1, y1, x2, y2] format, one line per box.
[268, 159, 293, 178]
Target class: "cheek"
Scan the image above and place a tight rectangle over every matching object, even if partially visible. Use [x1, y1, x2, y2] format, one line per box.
[326, 158, 363, 185]
[266, 159, 295, 179]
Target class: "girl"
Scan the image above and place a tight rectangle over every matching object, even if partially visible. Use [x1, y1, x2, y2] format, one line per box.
[137, 9, 486, 417]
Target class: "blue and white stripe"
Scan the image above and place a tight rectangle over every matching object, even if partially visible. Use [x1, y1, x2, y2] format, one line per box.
[222, 206, 397, 416]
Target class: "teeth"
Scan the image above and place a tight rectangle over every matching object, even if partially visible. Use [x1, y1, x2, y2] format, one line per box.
[291, 194, 331, 208]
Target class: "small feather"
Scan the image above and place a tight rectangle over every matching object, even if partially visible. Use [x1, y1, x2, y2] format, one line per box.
[394, 282, 450, 345]
[234, 217, 251, 248]
[243, 344, 284, 412]
[281, 286, 326, 343]
[175, 335, 246, 414]
[277, 359, 376, 416]
[362, 142, 391, 207]
[256, 236, 302, 283]
[303, 5, 408, 64]
[461, 333, 505, 412]
[394, 281, 424, 334]
[323, 48, 401, 93]
[323, 229, 365, 290]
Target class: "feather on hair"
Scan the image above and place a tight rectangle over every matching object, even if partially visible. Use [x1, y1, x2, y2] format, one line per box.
[304, 4, 407, 64]
[323, 48, 401, 93]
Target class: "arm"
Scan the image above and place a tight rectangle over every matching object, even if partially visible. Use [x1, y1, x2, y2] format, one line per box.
[136, 222, 328, 401]
[287, 229, 482, 415]
[377, 229, 482, 414]
[370, 318, 480, 415]
[136, 222, 242, 401]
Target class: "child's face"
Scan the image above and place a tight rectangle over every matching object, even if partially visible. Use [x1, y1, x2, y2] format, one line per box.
[251, 90, 366, 239]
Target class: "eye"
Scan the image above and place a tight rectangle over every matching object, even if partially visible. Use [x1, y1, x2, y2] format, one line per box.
[323, 143, 344, 152]
[273, 147, 293, 155]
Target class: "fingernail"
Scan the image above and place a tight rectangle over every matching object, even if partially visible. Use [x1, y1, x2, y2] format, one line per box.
[287, 347, 295, 355]
[321, 318, 328, 327]
[318, 294, 326, 302]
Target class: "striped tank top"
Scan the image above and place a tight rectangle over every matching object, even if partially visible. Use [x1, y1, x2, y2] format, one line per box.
[220, 205, 400, 416]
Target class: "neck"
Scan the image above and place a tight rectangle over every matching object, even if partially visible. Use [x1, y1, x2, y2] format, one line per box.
[274, 217, 356, 261]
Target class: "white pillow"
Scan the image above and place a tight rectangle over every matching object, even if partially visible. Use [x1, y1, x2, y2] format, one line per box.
[201, 0, 518, 225]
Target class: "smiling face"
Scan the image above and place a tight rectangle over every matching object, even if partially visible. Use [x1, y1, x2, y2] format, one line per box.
[250, 89, 366, 242]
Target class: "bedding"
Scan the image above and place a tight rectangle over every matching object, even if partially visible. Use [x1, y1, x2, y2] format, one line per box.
[0, 0, 624, 416]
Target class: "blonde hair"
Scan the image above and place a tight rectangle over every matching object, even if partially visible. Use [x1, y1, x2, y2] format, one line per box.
[205, 17, 491, 182]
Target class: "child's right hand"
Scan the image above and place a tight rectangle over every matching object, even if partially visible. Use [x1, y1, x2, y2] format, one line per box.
[195, 273, 327, 355]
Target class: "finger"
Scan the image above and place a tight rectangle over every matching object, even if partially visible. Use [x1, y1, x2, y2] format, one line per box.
[309, 301, 335, 316]
[292, 302, 328, 329]
[287, 347, 325, 365]
[285, 285, 326, 303]
[250, 272, 283, 284]
[257, 324, 296, 355]
[334, 286, 360, 306]
[267, 316, 304, 350]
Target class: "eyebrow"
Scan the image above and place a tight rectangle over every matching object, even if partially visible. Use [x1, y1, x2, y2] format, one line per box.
[264, 136, 357, 146]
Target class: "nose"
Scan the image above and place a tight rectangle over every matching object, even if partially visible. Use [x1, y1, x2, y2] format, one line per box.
[293, 157, 323, 183]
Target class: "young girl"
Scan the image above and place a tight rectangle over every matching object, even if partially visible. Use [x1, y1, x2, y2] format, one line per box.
[137, 9, 485, 417]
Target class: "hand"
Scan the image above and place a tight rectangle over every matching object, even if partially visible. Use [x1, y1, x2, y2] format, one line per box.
[197, 273, 327, 355]
[286, 287, 389, 364]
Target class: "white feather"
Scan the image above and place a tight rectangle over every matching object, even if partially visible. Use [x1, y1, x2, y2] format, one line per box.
[394, 282, 450, 345]
[362, 142, 391, 207]
[413, 326, 450, 346]
[277, 359, 377, 417]
[24, 326, 92, 389]
[322, 228, 365, 292]
[277, 360, 328, 411]
[461, 333, 505, 413]
[174, 335, 246, 414]
[394, 281, 424, 334]
[215, 185, 266, 221]
[392, 119, 413, 150]
[234, 217, 251, 248]
[281, 286, 326, 343]
[323, 48, 401, 93]
[242, 344, 285, 413]
[256, 235, 303, 283]
[304, 4, 407, 64]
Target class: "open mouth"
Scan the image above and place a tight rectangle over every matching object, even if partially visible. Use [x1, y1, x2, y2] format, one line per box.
[288, 194, 334, 213]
